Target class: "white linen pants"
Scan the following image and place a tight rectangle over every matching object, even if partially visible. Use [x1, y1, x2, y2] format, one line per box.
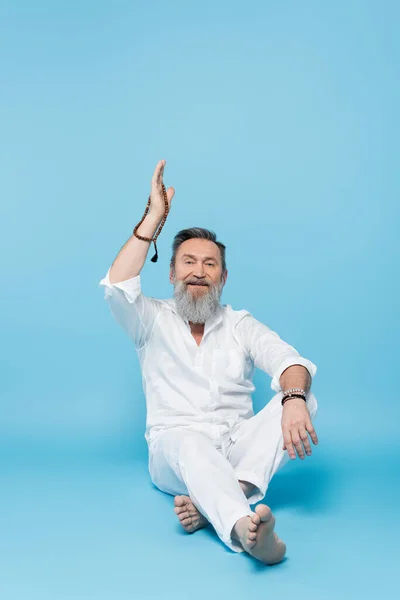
[148, 392, 318, 553]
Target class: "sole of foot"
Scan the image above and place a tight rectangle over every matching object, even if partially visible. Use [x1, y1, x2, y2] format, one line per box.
[174, 495, 209, 533]
[233, 504, 287, 565]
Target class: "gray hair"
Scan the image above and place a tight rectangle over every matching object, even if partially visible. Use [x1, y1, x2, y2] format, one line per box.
[170, 227, 227, 273]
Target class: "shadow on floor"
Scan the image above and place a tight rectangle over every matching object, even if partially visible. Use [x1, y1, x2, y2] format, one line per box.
[261, 455, 336, 513]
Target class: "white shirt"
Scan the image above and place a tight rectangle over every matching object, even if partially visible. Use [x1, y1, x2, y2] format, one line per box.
[99, 269, 317, 444]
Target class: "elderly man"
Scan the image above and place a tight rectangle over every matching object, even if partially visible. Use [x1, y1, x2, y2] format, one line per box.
[99, 160, 319, 565]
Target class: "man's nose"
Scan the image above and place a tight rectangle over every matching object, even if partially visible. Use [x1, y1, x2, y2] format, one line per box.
[193, 265, 206, 277]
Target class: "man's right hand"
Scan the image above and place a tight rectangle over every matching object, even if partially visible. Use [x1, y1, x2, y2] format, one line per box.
[150, 160, 175, 218]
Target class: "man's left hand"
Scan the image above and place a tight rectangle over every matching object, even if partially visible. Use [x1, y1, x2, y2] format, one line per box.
[281, 398, 319, 460]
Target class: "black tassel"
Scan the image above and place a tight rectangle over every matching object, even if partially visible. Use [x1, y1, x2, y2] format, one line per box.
[150, 241, 158, 263]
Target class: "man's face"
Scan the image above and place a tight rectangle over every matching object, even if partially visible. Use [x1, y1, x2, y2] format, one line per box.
[169, 239, 228, 324]
[169, 238, 227, 292]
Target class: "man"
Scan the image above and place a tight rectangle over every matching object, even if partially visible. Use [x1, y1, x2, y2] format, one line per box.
[99, 159, 319, 565]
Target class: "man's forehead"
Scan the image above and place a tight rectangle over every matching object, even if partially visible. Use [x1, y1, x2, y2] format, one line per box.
[177, 239, 220, 259]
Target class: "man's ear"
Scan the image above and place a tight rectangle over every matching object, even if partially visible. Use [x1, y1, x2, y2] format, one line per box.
[222, 269, 228, 286]
[169, 266, 174, 284]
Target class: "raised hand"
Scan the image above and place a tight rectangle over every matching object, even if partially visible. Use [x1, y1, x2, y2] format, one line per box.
[149, 160, 175, 218]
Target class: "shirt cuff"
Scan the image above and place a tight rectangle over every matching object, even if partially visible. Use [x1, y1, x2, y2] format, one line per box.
[98, 268, 142, 304]
[271, 357, 317, 392]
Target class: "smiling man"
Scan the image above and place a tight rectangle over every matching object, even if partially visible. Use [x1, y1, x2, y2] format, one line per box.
[99, 160, 319, 565]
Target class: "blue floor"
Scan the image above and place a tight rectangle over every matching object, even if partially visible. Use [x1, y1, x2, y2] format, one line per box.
[0, 438, 397, 599]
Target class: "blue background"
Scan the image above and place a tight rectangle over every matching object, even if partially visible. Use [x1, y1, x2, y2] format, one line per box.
[1, 1, 398, 598]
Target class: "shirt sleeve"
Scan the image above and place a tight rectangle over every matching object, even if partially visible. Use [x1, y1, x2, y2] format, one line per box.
[98, 268, 160, 349]
[235, 314, 317, 392]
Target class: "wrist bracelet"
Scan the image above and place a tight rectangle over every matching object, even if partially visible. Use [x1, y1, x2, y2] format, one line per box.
[133, 183, 169, 263]
[282, 394, 307, 406]
[282, 387, 307, 398]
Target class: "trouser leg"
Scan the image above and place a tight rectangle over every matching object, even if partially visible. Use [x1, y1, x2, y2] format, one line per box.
[148, 427, 254, 552]
[227, 392, 319, 505]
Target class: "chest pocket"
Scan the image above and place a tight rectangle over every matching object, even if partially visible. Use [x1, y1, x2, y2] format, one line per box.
[212, 348, 245, 382]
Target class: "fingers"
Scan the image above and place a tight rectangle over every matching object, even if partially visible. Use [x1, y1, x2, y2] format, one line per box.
[291, 430, 306, 460]
[282, 429, 296, 460]
[151, 161, 175, 206]
[152, 159, 166, 186]
[299, 426, 312, 456]
[282, 423, 319, 460]
[306, 420, 319, 445]
[167, 186, 175, 203]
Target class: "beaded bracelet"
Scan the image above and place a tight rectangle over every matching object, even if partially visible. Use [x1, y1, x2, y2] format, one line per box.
[281, 394, 307, 406]
[133, 183, 169, 263]
[282, 387, 307, 398]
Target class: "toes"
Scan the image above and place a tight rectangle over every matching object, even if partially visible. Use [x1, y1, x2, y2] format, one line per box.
[248, 532, 257, 541]
[248, 522, 258, 532]
[181, 518, 192, 527]
[255, 504, 272, 522]
[174, 504, 190, 519]
[174, 495, 194, 508]
[174, 506, 187, 515]
[251, 513, 261, 526]
[179, 512, 189, 521]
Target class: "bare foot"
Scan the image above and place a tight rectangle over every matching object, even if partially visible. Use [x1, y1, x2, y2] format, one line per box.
[174, 495, 209, 533]
[232, 504, 287, 565]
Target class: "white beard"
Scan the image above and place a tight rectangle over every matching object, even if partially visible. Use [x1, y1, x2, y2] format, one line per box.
[172, 277, 224, 324]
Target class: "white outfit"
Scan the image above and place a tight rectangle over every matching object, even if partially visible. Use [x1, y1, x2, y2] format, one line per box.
[99, 268, 318, 552]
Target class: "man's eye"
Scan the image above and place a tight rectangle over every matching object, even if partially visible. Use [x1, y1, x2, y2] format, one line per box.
[206, 263, 215, 266]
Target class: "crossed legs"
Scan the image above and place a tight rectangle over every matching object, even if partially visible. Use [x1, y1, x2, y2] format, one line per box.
[148, 392, 318, 564]
[173, 479, 256, 533]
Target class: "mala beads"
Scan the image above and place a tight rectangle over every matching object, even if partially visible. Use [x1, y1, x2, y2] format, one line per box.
[133, 183, 169, 263]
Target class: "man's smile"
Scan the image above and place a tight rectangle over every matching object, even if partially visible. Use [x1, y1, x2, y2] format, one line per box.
[187, 283, 208, 287]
